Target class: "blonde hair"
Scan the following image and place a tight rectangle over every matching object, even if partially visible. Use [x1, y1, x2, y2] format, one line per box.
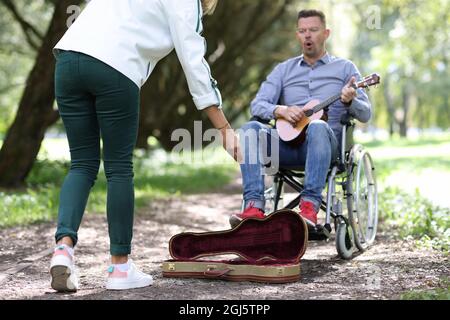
[201, 0, 218, 15]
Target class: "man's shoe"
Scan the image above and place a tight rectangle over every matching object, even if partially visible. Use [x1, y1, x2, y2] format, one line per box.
[50, 245, 78, 292]
[299, 200, 318, 226]
[229, 206, 265, 228]
[106, 260, 153, 290]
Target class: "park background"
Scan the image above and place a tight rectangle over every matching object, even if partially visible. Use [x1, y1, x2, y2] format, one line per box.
[0, 0, 448, 299]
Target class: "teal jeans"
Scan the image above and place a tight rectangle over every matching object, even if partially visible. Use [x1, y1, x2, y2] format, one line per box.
[54, 50, 140, 256]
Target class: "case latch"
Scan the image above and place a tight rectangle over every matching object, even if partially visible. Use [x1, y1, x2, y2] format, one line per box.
[277, 267, 285, 275]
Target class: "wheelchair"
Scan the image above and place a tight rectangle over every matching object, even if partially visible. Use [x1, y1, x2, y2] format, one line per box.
[258, 113, 378, 259]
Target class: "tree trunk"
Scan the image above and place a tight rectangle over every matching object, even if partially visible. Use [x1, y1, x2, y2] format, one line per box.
[0, 0, 83, 188]
[383, 74, 396, 136]
[399, 83, 412, 137]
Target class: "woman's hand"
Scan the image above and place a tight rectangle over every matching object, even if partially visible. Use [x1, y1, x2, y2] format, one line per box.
[220, 125, 242, 163]
[204, 106, 242, 163]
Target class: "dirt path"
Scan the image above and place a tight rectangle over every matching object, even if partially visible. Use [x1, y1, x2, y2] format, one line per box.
[0, 180, 448, 300]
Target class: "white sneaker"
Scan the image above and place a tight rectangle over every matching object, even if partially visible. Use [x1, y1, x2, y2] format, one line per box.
[105, 260, 153, 290]
[50, 245, 79, 292]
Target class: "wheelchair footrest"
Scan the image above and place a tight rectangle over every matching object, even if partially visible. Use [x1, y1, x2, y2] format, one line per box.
[308, 224, 331, 241]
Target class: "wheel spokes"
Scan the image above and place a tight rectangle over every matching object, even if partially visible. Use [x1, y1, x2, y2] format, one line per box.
[352, 150, 378, 249]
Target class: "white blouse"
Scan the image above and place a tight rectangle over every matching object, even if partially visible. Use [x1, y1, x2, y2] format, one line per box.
[54, 0, 221, 110]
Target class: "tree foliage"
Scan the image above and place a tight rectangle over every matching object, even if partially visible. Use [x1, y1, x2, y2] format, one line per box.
[351, 0, 450, 135]
[138, 0, 297, 150]
[0, 0, 449, 187]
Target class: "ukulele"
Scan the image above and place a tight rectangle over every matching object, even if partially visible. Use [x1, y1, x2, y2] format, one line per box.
[276, 73, 381, 143]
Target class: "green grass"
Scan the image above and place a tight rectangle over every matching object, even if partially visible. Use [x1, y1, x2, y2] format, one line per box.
[401, 289, 450, 300]
[360, 133, 450, 205]
[364, 133, 450, 178]
[401, 278, 450, 300]
[0, 147, 238, 228]
[360, 133, 450, 252]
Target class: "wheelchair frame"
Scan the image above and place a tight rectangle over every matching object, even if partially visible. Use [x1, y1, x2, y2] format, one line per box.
[263, 114, 378, 259]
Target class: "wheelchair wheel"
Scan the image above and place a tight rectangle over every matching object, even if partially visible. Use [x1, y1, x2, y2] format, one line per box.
[347, 145, 378, 251]
[335, 219, 356, 260]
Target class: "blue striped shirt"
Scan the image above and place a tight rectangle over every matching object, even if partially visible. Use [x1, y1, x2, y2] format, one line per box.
[250, 53, 372, 142]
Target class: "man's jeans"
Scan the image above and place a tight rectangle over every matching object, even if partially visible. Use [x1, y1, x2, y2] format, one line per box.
[239, 120, 338, 212]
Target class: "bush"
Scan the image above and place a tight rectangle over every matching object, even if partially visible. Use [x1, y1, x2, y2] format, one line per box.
[401, 278, 450, 300]
[27, 159, 70, 186]
[380, 187, 450, 252]
[0, 187, 59, 227]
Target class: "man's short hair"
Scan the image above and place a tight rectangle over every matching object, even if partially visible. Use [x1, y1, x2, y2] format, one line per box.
[297, 9, 327, 27]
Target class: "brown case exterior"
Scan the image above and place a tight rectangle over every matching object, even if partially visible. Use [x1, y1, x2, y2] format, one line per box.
[162, 260, 301, 284]
[162, 209, 307, 283]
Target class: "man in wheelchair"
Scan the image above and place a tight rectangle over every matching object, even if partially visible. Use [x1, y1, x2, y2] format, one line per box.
[230, 9, 372, 230]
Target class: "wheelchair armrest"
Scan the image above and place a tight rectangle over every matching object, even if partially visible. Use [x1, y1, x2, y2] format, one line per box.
[340, 112, 355, 126]
[249, 115, 272, 125]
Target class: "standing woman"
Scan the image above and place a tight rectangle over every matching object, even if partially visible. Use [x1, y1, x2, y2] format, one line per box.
[50, 0, 235, 292]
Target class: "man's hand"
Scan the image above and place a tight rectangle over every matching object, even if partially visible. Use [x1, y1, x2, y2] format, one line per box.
[274, 105, 305, 125]
[341, 77, 358, 105]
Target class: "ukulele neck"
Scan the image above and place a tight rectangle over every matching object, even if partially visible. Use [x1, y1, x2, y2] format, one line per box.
[304, 93, 341, 117]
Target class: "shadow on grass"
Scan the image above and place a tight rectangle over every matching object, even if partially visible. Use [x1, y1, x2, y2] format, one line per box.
[27, 159, 235, 196]
[89, 166, 234, 194]
[0, 159, 237, 227]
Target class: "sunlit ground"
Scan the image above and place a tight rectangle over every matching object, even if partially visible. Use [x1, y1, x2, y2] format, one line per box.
[376, 169, 450, 209]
